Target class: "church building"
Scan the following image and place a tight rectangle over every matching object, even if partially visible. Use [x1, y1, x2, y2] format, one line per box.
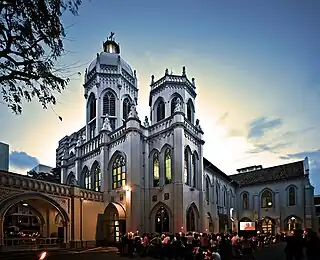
[50, 36, 315, 243]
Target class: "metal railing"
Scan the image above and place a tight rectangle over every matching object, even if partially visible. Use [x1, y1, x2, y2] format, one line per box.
[4, 237, 63, 248]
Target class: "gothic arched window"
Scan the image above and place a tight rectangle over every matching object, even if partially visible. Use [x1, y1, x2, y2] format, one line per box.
[216, 185, 220, 204]
[223, 189, 227, 206]
[184, 149, 189, 185]
[243, 193, 248, 209]
[186, 99, 194, 123]
[84, 170, 91, 190]
[205, 178, 210, 202]
[288, 187, 296, 206]
[156, 100, 165, 122]
[88, 94, 96, 120]
[123, 98, 131, 120]
[192, 154, 196, 188]
[153, 153, 160, 187]
[93, 165, 101, 192]
[171, 97, 179, 115]
[112, 155, 126, 189]
[103, 91, 116, 116]
[164, 149, 172, 185]
[261, 190, 273, 208]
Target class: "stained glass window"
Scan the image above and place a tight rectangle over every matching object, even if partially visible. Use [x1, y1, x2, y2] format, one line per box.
[184, 149, 189, 185]
[261, 190, 273, 208]
[153, 154, 160, 187]
[112, 155, 126, 190]
[164, 149, 172, 184]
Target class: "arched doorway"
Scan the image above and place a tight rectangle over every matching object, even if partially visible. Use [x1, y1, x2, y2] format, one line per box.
[207, 212, 214, 233]
[155, 206, 169, 233]
[0, 192, 69, 248]
[186, 203, 199, 232]
[261, 217, 275, 234]
[103, 203, 126, 244]
[284, 216, 302, 232]
[240, 217, 252, 222]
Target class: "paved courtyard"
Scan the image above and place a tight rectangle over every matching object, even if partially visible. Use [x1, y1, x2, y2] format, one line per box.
[0, 243, 286, 260]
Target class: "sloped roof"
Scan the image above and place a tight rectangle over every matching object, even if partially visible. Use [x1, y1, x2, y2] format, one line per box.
[229, 160, 305, 186]
[203, 157, 236, 185]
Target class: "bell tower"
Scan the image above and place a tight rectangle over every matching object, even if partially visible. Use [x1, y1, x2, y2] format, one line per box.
[83, 33, 138, 140]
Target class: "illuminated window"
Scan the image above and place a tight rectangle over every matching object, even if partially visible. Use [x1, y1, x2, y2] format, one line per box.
[153, 154, 160, 187]
[288, 187, 296, 206]
[261, 190, 273, 208]
[123, 98, 131, 120]
[243, 193, 248, 209]
[164, 149, 172, 184]
[94, 166, 101, 192]
[156, 101, 165, 122]
[85, 170, 91, 190]
[103, 91, 116, 116]
[112, 155, 126, 190]
[184, 149, 189, 185]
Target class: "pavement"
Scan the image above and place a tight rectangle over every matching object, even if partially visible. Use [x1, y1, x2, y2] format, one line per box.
[0, 243, 286, 260]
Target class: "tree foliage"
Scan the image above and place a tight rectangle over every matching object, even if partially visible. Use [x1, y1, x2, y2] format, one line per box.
[27, 168, 61, 183]
[0, 0, 82, 114]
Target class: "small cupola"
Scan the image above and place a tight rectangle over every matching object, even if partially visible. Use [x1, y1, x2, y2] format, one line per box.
[103, 32, 120, 54]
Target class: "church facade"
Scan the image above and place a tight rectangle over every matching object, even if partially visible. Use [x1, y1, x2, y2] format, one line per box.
[53, 37, 315, 243]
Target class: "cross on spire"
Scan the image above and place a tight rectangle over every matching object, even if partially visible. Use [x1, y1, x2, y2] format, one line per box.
[108, 32, 115, 41]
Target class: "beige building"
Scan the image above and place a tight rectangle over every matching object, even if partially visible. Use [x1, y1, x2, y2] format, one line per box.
[0, 37, 316, 251]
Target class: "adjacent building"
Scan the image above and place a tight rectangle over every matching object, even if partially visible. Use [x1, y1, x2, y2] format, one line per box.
[0, 142, 9, 172]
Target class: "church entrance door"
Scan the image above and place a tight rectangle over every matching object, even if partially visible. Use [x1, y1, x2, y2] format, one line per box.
[103, 203, 126, 244]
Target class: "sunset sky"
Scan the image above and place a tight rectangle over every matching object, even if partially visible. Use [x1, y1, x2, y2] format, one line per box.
[1, 0, 320, 192]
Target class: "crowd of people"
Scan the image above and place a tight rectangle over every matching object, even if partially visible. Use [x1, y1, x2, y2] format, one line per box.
[118, 231, 282, 259]
[117, 230, 320, 260]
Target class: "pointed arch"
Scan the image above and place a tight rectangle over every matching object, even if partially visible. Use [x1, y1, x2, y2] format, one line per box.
[205, 176, 211, 202]
[240, 217, 252, 222]
[66, 172, 75, 185]
[284, 215, 302, 231]
[87, 92, 96, 120]
[184, 146, 191, 185]
[109, 151, 127, 190]
[149, 202, 172, 233]
[164, 148, 172, 185]
[191, 153, 197, 188]
[186, 98, 195, 123]
[170, 93, 183, 115]
[260, 189, 274, 208]
[216, 182, 220, 205]
[242, 192, 249, 209]
[80, 166, 91, 189]
[286, 185, 297, 206]
[186, 202, 200, 232]
[153, 152, 160, 187]
[102, 90, 116, 116]
[122, 97, 131, 120]
[91, 161, 101, 192]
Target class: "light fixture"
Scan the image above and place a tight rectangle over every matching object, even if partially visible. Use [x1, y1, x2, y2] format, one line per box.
[267, 202, 272, 206]
[123, 185, 130, 192]
[22, 203, 28, 207]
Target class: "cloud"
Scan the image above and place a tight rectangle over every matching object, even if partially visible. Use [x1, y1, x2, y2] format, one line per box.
[247, 142, 291, 154]
[247, 116, 282, 139]
[9, 151, 39, 170]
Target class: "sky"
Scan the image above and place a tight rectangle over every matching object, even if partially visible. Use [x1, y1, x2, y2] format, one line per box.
[1, 0, 320, 192]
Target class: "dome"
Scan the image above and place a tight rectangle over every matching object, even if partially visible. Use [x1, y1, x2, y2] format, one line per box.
[87, 39, 134, 77]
